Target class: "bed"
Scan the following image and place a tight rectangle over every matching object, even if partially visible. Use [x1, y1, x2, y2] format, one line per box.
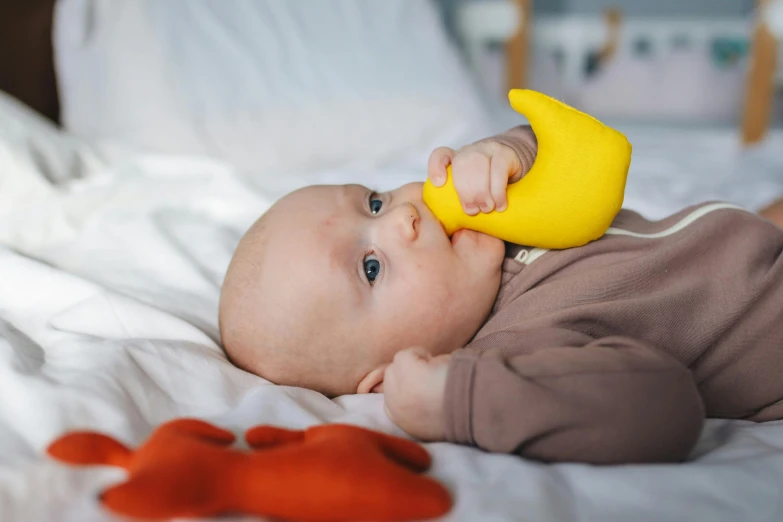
[2, 2, 783, 521]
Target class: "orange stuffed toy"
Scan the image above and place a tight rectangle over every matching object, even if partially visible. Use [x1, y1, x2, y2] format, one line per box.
[47, 418, 451, 521]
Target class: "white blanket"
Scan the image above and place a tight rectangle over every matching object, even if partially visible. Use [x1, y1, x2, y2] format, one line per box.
[2, 105, 783, 521]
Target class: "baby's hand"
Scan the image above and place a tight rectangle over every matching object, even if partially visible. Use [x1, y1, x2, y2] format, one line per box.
[428, 139, 523, 215]
[383, 348, 450, 442]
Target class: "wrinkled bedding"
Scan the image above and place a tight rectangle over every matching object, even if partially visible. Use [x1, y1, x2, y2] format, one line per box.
[2, 110, 783, 521]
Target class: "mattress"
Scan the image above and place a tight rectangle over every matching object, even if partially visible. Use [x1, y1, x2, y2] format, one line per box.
[1, 120, 783, 521]
[619, 124, 783, 219]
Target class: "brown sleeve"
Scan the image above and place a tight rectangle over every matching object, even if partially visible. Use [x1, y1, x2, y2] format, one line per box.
[444, 328, 704, 464]
[474, 125, 537, 183]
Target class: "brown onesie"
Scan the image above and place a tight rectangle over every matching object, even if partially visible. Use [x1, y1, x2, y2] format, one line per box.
[444, 127, 783, 464]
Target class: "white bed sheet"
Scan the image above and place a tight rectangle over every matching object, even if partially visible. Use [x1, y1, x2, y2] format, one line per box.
[619, 124, 783, 219]
[2, 116, 783, 521]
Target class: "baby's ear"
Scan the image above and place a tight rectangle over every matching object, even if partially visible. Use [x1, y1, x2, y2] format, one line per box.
[356, 364, 388, 394]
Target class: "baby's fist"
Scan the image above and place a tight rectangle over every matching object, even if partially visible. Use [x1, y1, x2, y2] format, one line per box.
[383, 348, 450, 442]
[427, 140, 522, 215]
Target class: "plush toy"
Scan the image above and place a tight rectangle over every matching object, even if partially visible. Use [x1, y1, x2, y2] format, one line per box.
[47, 419, 451, 521]
[423, 89, 632, 249]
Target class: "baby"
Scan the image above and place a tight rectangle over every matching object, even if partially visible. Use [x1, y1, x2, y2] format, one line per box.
[219, 126, 783, 464]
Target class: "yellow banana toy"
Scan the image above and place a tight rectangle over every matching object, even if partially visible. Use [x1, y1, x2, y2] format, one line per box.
[423, 90, 632, 249]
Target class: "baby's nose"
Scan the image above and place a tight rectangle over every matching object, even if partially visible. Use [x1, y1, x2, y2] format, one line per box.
[394, 202, 420, 242]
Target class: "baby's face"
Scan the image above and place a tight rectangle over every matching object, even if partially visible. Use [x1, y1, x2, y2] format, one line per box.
[221, 182, 505, 395]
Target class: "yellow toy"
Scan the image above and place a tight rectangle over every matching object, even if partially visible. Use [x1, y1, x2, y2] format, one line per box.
[423, 89, 632, 249]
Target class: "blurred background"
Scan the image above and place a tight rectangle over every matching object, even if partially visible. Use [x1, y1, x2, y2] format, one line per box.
[0, 0, 781, 218]
[2, 0, 781, 132]
[441, 0, 782, 130]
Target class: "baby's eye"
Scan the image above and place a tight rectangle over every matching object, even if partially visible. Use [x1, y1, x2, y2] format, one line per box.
[369, 194, 383, 214]
[364, 254, 381, 285]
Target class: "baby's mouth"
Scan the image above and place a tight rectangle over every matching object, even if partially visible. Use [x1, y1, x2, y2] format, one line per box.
[419, 201, 451, 241]
[435, 219, 460, 246]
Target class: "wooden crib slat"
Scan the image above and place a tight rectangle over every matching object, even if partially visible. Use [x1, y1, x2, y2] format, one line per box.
[506, 0, 532, 90]
[742, 0, 778, 145]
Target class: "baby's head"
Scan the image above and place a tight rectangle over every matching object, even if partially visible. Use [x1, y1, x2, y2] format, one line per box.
[219, 182, 505, 396]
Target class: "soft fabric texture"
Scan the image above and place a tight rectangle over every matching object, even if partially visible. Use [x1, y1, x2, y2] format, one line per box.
[53, 0, 489, 175]
[0, 90, 102, 185]
[424, 90, 631, 249]
[48, 419, 451, 521]
[445, 200, 783, 463]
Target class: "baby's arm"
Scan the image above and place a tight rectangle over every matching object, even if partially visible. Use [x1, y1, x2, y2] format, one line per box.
[428, 126, 538, 215]
[445, 328, 704, 464]
[383, 329, 704, 464]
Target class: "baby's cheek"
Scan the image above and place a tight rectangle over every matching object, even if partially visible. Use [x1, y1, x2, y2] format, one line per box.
[414, 265, 456, 314]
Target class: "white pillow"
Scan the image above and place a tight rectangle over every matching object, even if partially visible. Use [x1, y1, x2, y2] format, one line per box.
[54, 0, 490, 175]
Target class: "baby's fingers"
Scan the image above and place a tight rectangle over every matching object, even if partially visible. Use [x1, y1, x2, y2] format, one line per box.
[392, 347, 430, 370]
[490, 144, 522, 212]
[489, 156, 510, 212]
[451, 151, 492, 215]
[427, 147, 455, 187]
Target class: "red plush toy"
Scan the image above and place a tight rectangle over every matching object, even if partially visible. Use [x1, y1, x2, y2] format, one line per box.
[47, 419, 451, 521]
